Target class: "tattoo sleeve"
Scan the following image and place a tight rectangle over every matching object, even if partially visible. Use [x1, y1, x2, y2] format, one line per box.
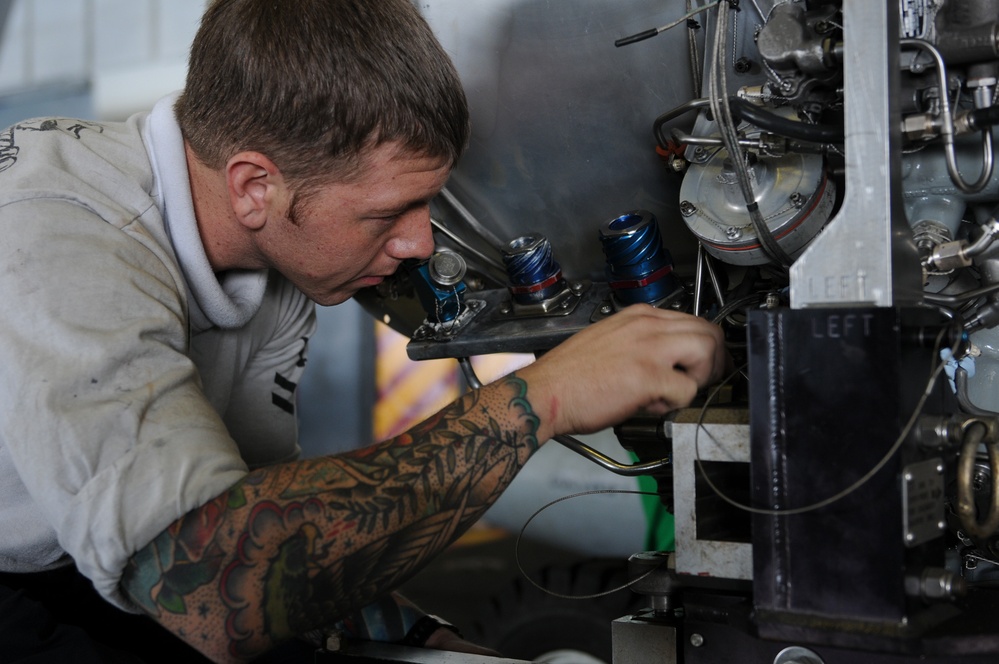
[121, 374, 539, 662]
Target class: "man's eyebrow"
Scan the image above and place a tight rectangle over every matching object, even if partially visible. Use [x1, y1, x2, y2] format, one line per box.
[366, 197, 434, 217]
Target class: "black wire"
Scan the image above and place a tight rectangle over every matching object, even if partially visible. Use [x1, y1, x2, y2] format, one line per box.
[728, 97, 844, 144]
[710, 293, 764, 324]
[694, 326, 954, 516]
[924, 281, 999, 305]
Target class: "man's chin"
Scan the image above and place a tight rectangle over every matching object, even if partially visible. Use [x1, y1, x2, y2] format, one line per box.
[310, 289, 354, 307]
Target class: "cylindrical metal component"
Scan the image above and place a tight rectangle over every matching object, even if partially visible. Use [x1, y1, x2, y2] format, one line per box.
[935, 22, 999, 64]
[599, 210, 678, 305]
[904, 567, 968, 601]
[427, 250, 467, 287]
[627, 551, 679, 616]
[679, 147, 835, 266]
[502, 234, 563, 304]
[773, 646, 825, 664]
[406, 253, 468, 324]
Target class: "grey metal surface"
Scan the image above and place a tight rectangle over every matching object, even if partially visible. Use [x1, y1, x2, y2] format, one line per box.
[406, 282, 610, 360]
[612, 616, 679, 664]
[671, 409, 752, 581]
[421, 0, 702, 282]
[789, 0, 923, 308]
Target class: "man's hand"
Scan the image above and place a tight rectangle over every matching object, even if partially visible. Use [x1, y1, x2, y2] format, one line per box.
[120, 304, 727, 662]
[519, 304, 730, 442]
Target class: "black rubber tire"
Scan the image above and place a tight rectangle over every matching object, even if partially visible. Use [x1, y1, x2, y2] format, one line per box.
[468, 558, 645, 663]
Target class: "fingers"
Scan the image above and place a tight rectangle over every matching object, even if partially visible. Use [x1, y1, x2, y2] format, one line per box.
[520, 304, 731, 439]
[611, 304, 730, 388]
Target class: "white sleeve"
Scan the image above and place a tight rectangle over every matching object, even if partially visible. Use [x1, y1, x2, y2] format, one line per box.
[0, 200, 248, 610]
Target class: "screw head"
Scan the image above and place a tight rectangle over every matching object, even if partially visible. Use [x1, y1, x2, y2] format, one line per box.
[690, 633, 705, 647]
[680, 201, 697, 217]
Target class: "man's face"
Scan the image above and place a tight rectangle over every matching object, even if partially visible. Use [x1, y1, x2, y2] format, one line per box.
[260, 142, 451, 306]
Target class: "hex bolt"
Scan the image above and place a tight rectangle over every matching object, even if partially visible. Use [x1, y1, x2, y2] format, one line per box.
[725, 226, 743, 240]
[789, 192, 805, 208]
[692, 146, 707, 161]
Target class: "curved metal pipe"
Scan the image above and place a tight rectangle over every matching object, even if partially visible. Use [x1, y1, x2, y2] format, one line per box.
[956, 420, 999, 539]
[458, 356, 671, 476]
[901, 39, 995, 194]
[956, 368, 997, 417]
[552, 434, 671, 477]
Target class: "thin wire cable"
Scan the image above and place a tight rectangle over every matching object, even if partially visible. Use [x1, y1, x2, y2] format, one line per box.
[460, 357, 671, 475]
[686, 0, 703, 98]
[694, 327, 954, 516]
[457, 358, 672, 599]
[615, 0, 723, 47]
[923, 281, 999, 306]
[514, 489, 667, 600]
[707, 1, 794, 268]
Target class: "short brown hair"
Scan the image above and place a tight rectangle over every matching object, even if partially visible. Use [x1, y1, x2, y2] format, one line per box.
[175, 0, 469, 185]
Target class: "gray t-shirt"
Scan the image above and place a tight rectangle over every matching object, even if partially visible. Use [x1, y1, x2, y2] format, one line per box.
[0, 94, 316, 610]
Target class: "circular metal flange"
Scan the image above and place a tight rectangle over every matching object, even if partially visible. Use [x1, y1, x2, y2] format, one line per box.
[773, 646, 825, 664]
[678, 148, 835, 266]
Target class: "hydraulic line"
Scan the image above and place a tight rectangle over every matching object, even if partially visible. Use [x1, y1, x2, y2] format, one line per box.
[728, 97, 844, 144]
[457, 357, 671, 476]
[956, 421, 999, 539]
[902, 38, 995, 194]
[708, 1, 793, 268]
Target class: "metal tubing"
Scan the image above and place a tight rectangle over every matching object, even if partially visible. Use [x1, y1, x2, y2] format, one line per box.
[956, 421, 999, 539]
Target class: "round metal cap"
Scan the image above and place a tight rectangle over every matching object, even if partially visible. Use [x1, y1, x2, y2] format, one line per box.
[428, 251, 467, 287]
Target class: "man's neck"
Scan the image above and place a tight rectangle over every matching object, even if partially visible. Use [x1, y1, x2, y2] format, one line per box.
[184, 142, 257, 273]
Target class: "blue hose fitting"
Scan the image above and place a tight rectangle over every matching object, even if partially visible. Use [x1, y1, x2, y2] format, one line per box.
[599, 210, 678, 305]
[407, 251, 468, 324]
[503, 234, 564, 305]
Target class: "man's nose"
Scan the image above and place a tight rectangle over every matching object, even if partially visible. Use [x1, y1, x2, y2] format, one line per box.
[387, 207, 435, 261]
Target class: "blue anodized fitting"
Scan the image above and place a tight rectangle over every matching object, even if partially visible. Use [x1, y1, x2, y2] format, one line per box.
[502, 234, 563, 305]
[407, 251, 468, 324]
[599, 210, 678, 305]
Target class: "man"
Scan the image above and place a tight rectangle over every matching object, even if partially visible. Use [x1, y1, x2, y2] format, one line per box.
[0, 0, 728, 662]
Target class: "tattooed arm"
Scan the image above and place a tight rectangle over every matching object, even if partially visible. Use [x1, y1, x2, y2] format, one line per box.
[121, 374, 540, 662]
[120, 304, 728, 662]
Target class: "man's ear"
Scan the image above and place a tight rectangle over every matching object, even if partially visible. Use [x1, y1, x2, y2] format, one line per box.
[226, 151, 287, 231]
